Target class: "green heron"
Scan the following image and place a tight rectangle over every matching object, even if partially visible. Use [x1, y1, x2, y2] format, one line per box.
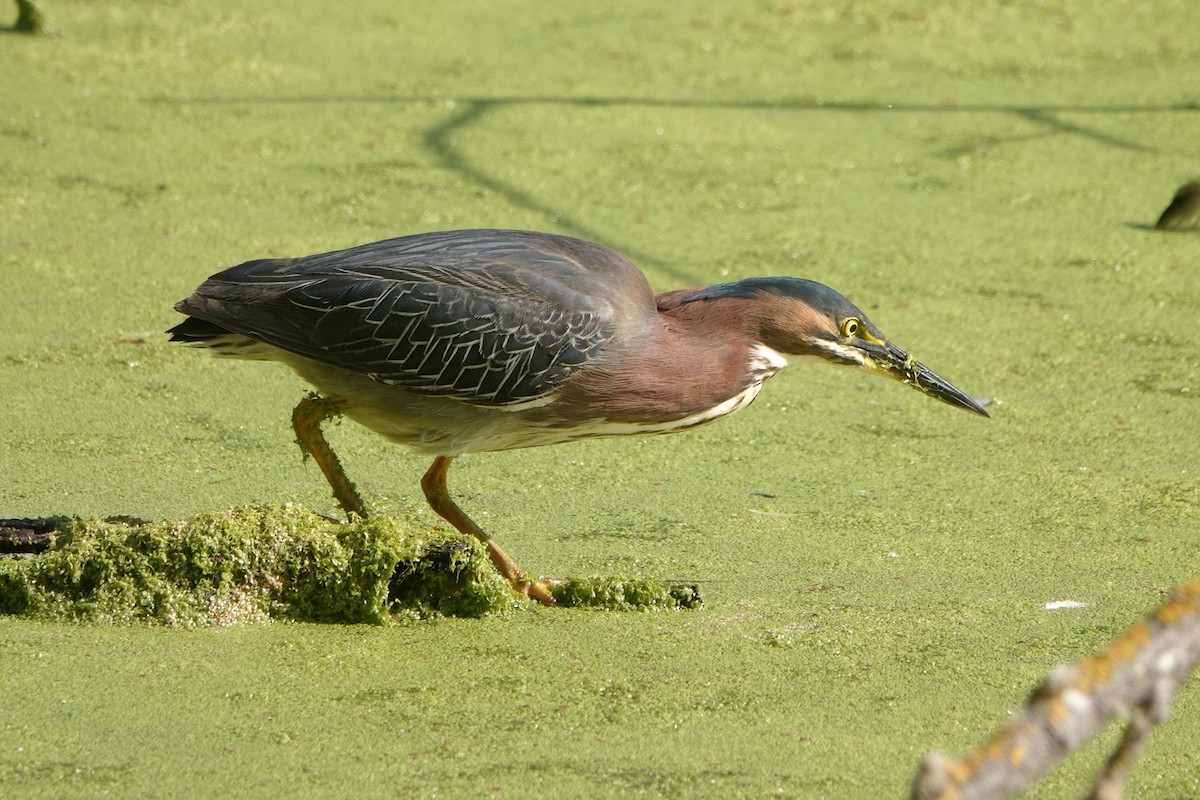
[169, 229, 988, 604]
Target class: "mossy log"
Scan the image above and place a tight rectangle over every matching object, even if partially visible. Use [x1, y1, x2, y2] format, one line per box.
[1, 504, 699, 624]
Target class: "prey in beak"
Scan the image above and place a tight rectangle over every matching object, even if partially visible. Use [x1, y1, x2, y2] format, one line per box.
[809, 308, 990, 418]
[853, 336, 990, 417]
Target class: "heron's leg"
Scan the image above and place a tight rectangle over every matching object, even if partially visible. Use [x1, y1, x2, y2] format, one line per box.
[292, 395, 368, 519]
[421, 455, 557, 606]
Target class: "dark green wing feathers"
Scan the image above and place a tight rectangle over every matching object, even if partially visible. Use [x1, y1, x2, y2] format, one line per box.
[170, 230, 630, 407]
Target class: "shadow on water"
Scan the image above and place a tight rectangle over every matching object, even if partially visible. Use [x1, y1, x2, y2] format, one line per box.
[147, 93, 1200, 277]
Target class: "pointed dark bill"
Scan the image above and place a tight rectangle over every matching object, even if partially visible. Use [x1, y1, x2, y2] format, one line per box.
[862, 341, 990, 417]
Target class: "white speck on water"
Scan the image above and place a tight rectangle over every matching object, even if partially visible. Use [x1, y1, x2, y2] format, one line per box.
[1044, 600, 1088, 610]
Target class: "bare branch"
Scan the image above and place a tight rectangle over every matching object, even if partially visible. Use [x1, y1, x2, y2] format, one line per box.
[912, 575, 1200, 800]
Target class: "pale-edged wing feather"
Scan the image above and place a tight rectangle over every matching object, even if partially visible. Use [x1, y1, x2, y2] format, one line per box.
[172, 230, 629, 407]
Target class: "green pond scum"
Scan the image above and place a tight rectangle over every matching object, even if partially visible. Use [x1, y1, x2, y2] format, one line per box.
[550, 575, 702, 610]
[0, 504, 700, 624]
[5, 0, 1200, 797]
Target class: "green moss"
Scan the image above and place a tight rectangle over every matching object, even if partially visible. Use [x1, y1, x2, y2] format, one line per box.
[550, 575, 702, 611]
[0, 504, 519, 624]
[386, 536, 521, 619]
[0, 506, 702, 623]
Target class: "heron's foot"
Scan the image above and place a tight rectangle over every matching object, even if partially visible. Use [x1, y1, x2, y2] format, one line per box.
[514, 576, 568, 606]
[483, 539, 562, 606]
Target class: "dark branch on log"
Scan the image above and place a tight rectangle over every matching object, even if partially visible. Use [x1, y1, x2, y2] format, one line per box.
[0, 518, 58, 554]
[912, 575, 1200, 800]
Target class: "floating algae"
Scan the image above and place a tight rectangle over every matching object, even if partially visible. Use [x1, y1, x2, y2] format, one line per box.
[0, 504, 701, 624]
[550, 575, 701, 610]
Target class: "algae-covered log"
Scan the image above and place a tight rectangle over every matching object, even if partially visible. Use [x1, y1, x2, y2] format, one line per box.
[550, 575, 701, 611]
[0, 504, 702, 624]
[0, 504, 516, 624]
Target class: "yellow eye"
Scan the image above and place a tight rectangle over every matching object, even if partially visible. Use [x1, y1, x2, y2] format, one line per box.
[840, 318, 861, 339]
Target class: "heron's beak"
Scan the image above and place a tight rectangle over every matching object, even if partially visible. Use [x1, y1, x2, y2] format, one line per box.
[857, 340, 990, 417]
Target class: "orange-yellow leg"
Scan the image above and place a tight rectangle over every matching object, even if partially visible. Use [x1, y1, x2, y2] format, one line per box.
[291, 395, 369, 519]
[421, 455, 558, 606]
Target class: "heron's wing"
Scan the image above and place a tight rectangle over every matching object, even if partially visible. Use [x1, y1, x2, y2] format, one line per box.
[172, 230, 651, 407]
